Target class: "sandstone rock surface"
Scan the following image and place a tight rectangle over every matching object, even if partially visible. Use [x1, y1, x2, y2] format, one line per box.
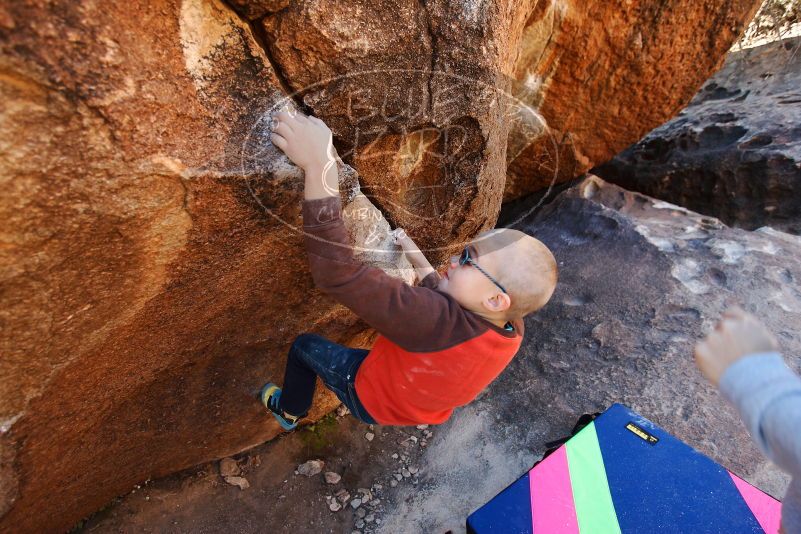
[0, 0, 764, 531]
[256, 0, 762, 234]
[596, 36, 801, 235]
[503, 0, 763, 200]
[0, 1, 409, 532]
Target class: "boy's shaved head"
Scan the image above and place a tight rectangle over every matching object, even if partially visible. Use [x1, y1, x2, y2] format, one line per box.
[473, 228, 558, 319]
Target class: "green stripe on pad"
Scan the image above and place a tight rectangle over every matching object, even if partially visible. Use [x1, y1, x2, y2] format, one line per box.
[565, 421, 622, 534]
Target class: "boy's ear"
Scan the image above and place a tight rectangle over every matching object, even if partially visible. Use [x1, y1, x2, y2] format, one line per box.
[483, 292, 511, 313]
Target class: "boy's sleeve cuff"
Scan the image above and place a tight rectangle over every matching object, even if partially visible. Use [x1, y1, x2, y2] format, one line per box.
[419, 271, 441, 289]
[719, 352, 801, 451]
[303, 196, 342, 227]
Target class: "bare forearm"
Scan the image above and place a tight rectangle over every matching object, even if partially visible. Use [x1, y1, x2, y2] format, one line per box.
[304, 162, 339, 201]
[403, 246, 435, 281]
[413, 264, 436, 283]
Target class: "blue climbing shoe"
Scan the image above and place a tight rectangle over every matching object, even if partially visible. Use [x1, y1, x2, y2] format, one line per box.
[260, 382, 300, 431]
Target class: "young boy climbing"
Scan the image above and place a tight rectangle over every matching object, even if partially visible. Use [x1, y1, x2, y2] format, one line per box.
[260, 108, 558, 429]
[695, 308, 801, 533]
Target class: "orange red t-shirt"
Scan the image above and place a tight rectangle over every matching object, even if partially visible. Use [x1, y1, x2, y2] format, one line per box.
[303, 197, 524, 425]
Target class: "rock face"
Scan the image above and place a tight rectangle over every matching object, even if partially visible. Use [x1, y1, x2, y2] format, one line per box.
[381, 176, 801, 531]
[596, 37, 801, 235]
[503, 0, 763, 200]
[0, 0, 763, 532]
[256, 0, 528, 254]
[0, 1, 411, 532]
[253, 0, 762, 229]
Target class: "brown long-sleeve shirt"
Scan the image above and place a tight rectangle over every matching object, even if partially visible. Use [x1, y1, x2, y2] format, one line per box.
[303, 196, 524, 425]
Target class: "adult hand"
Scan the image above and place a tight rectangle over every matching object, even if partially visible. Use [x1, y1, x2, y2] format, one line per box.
[694, 307, 779, 386]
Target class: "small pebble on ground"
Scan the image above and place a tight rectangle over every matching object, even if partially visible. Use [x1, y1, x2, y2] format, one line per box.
[219, 457, 240, 478]
[297, 459, 324, 477]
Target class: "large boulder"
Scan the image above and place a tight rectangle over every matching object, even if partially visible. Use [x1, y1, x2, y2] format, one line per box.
[0, 0, 764, 531]
[0, 1, 410, 532]
[256, 0, 527, 254]
[595, 36, 801, 235]
[381, 175, 801, 530]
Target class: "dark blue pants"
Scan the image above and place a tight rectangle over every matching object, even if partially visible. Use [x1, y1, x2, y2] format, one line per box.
[279, 333, 376, 424]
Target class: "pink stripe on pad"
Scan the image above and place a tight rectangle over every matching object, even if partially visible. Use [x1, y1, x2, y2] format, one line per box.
[729, 472, 782, 534]
[529, 446, 579, 533]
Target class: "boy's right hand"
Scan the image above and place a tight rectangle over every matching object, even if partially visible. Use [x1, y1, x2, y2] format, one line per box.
[694, 307, 779, 386]
[391, 228, 409, 247]
[390, 228, 435, 279]
[269, 107, 334, 172]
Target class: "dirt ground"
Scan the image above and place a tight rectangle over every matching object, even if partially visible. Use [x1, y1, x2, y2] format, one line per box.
[77, 409, 444, 534]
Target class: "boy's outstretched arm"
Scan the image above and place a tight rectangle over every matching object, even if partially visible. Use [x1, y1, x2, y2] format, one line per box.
[695, 308, 801, 481]
[269, 109, 456, 349]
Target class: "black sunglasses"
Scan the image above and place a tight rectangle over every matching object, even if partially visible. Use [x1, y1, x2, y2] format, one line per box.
[459, 246, 508, 294]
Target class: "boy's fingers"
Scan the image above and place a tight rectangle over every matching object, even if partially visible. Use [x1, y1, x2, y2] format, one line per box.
[721, 317, 743, 334]
[270, 132, 287, 149]
[703, 330, 726, 355]
[693, 342, 708, 363]
[275, 111, 298, 127]
[272, 122, 293, 138]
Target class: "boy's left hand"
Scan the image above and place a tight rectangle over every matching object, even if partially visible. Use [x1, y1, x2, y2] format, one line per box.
[270, 108, 335, 172]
